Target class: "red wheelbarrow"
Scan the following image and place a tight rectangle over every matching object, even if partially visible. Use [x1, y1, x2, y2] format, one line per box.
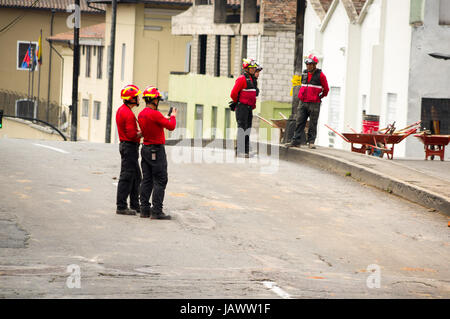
[415, 134, 450, 161]
[325, 123, 418, 160]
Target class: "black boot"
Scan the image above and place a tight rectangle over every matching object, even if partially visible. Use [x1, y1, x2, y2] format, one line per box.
[130, 206, 141, 214]
[150, 209, 172, 220]
[116, 208, 137, 216]
[140, 207, 151, 218]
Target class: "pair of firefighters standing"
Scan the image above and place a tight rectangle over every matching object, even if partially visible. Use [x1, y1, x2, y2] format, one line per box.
[115, 85, 176, 220]
[230, 54, 329, 152]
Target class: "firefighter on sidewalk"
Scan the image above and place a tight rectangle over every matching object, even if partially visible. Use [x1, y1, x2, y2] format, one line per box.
[138, 86, 177, 220]
[286, 54, 329, 149]
[230, 58, 258, 158]
[115, 84, 142, 215]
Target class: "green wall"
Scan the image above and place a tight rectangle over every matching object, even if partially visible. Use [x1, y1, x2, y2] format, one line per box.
[259, 101, 292, 141]
[168, 73, 292, 142]
[410, 0, 424, 25]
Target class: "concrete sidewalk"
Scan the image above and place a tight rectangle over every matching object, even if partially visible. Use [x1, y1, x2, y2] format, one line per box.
[279, 145, 450, 216]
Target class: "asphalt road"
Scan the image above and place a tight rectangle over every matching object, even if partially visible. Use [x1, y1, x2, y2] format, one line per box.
[0, 138, 449, 298]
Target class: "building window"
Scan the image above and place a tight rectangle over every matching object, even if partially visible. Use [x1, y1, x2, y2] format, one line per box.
[211, 106, 218, 139]
[17, 41, 38, 70]
[362, 94, 367, 113]
[93, 101, 101, 120]
[185, 42, 191, 73]
[169, 102, 187, 139]
[421, 98, 450, 134]
[215, 35, 221, 77]
[85, 46, 91, 78]
[242, 0, 259, 23]
[82, 99, 89, 117]
[328, 87, 341, 148]
[195, 104, 204, 139]
[121, 43, 126, 81]
[198, 35, 207, 75]
[224, 108, 231, 139]
[386, 93, 397, 126]
[97, 46, 103, 79]
[15, 99, 36, 118]
[241, 35, 248, 61]
[439, 0, 450, 25]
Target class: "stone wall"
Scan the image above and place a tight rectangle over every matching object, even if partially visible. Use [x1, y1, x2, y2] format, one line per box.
[259, 31, 295, 102]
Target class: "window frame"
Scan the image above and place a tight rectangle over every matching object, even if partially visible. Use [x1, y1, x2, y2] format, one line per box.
[439, 0, 450, 25]
[82, 99, 89, 117]
[85, 46, 91, 78]
[97, 46, 103, 79]
[93, 101, 101, 120]
[16, 41, 39, 71]
[15, 98, 37, 118]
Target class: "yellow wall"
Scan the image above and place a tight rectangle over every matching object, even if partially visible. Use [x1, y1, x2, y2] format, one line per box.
[0, 118, 66, 141]
[103, 4, 192, 143]
[133, 4, 192, 94]
[169, 73, 240, 139]
[0, 8, 104, 104]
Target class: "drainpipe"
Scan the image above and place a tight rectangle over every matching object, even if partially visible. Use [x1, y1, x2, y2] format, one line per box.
[46, 9, 55, 122]
[46, 41, 65, 127]
[283, 0, 306, 143]
[105, 0, 118, 143]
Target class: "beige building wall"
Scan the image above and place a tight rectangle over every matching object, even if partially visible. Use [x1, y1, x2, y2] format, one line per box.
[0, 8, 103, 104]
[133, 5, 192, 95]
[104, 4, 192, 143]
[53, 4, 192, 143]
[104, 4, 138, 143]
[78, 44, 108, 143]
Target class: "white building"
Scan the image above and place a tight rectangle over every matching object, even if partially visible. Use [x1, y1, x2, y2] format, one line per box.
[304, 0, 450, 159]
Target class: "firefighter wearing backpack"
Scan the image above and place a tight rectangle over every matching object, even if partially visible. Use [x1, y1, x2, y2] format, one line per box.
[230, 58, 257, 158]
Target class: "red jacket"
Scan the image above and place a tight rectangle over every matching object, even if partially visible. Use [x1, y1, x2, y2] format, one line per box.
[116, 104, 140, 143]
[298, 69, 329, 103]
[230, 74, 257, 109]
[138, 107, 176, 145]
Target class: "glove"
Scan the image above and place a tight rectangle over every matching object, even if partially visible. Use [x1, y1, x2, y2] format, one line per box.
[228, 101, 238, 112]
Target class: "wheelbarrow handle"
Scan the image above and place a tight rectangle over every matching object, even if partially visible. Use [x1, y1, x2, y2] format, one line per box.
[324, 124, 350, 142]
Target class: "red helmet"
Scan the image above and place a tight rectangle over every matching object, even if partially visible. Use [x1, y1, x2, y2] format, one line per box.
[242, 58, 257, 69]
[120, 84, 141, 100]
[304, 54, 319, 64]
[142, 86, 162, 100]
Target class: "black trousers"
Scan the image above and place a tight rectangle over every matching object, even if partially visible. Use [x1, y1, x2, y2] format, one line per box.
[235, 103, 253, 154]
[292, 101, 321, 145]
[140, 144, 168, 214]
[116, 142, 142, 210]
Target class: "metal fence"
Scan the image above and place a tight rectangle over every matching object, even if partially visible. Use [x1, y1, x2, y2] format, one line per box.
[0, 90, 68, 132]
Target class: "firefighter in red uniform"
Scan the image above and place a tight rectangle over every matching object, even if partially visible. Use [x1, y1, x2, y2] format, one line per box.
[286, 54, 329, 149]
[138, 87, 177, 219]
[115, 84, 142, 215]
[230, 58, 257, 157]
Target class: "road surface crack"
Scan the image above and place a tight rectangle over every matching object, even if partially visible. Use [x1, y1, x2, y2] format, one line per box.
[391, 281, 437, 288]
[315, 254, 333, 267]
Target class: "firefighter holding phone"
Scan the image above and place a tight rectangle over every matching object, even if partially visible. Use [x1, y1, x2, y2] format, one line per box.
[137, 86, 177, 219]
